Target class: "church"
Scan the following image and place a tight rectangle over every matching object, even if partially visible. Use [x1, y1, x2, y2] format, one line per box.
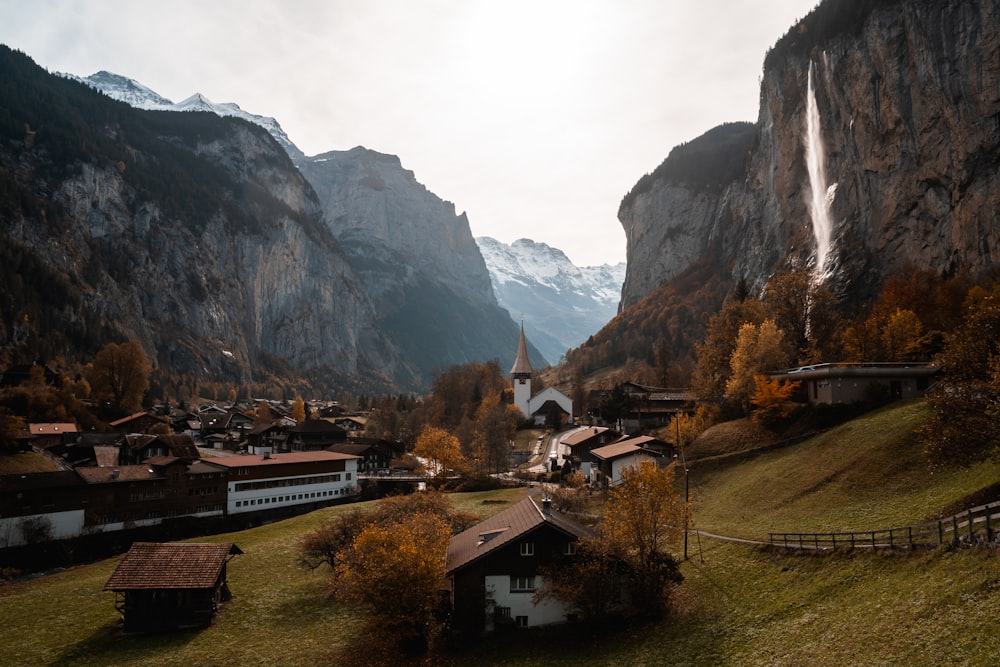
[510, 325, 573, 427]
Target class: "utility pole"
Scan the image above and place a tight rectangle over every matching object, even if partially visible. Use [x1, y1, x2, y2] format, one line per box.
[676, 411, 689, 560]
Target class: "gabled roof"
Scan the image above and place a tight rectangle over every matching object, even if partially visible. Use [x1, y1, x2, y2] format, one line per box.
[205, 451, 359, 469]
[288, 418, 345, 434]
[103, 542, 242, 590]
[28, 423, 78, 436]
[76, 465, 164, 483]
[446, 496, 593, 575]
[591, 441, 662, 461]
[562, 426, 618, 447]
[109, 412, 163, 428]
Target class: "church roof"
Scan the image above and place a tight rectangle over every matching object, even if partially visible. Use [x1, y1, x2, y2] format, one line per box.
[509, 324, 533, 376]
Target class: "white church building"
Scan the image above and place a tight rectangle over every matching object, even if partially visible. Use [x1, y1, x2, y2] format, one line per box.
[510, 325, 573, 426]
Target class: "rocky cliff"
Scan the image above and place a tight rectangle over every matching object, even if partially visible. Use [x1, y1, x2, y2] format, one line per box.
[297, 147, 534, 378]
[619, 0, 1000, 309]
[0, 47, 412, 392]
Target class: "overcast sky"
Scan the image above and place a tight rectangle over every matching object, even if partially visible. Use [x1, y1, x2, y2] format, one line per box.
[0, 0, 818, 266]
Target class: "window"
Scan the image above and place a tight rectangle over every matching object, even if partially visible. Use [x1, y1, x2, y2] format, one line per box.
[520, 542, 534, 556]
[346, 473, 352, 480]
[235, 501, 242, 508]
[563, 542, 577, 556]
[515, 615, 529, 627]
[510, 576, 535, 592]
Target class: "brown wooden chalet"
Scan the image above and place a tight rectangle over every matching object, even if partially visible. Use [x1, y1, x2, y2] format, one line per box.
[27, 423, 78, 448]
[326, 438, 398, 473]
[563, 426, 622, 466]
[109, 411, 168, 434]
[590, 440, 665, 487]
[103, 541, 242, 632]
[76, 457, 227, 527]
[446, 496, 594, 636]
[286, 419, 347, 452]
[120, 433, 201, 465]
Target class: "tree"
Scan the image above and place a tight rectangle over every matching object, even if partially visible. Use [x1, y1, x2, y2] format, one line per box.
[750, 375, 801, 426]
[413, 426, 464, 477]
[291, 395, 306, 423]
[726, 319, 792, 414]
[331, 511, 452, 652]
[599, 460, 688, 615]
[254, 400, 273, 426]
[86, 340, 151, 414]
[692, 297, 766, 405]
[919, 284, 1000, 466]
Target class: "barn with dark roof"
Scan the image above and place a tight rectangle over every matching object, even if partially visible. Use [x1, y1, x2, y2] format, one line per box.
[103, 541, 242, 632]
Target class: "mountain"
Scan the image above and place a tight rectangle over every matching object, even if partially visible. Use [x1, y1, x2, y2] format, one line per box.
[476, 237, 625, 364]
[1, 46, 409, 394]
[59, 70, 305, 160]
[297, 148, 544, 375]
[3, 51, 541, 392]
[620, 0, 999, 311]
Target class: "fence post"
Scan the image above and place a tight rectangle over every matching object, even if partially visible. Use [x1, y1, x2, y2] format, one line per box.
[832, 533, 836, 549]
[888, 529, 894, 549]
[871, 531, 876, 548]
[987, 506, 993, 543]
[968, 509, 975, 542]
[938, 520, 943, 545]
[850, 532, 855, 549]
[952, 516, 959, 546]
[799, 534, 803, 549]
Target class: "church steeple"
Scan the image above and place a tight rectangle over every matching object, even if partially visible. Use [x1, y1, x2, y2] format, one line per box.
[511, 323, 533, 417]
[510, 323, 533, 377]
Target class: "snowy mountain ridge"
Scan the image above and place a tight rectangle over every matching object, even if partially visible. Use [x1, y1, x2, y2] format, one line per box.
[58, 71, 304, 159]
[476, 237, 625, 363]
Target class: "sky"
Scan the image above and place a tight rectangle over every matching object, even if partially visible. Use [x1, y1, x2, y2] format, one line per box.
[0, 0, 819, 267]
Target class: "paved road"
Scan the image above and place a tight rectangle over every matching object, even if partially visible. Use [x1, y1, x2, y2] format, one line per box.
[528, 426, 585, 473]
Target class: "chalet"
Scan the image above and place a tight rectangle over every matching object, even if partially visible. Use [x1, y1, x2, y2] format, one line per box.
[103, 541, 242, 632]
[246, 423, 287, 454]
[76, 458, 227, 530]
[120, 433, 201, 465]
[208, 451, 360, 515]
[590, 440, 665, 487]
[285, 419, 347, 452]
[588, 383, 695, 432]
[326, 438, 399, 473]
[28, 423, 79, 448]
[332, 415, 367, 433]
[769, 362, 938, 405]
[563, 426, 621, 480]
[446, 496, 594, 636]
[510, 325, 573, 427]
[109, 411, 168, 434]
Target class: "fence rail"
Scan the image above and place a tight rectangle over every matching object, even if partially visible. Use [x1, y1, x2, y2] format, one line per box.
[768, 500, 1000, 551]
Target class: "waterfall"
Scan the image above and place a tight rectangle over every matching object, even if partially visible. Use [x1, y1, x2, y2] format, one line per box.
[804, 60, 835, 278]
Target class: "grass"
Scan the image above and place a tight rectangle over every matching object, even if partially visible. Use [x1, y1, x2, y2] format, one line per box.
[0, 451, 61, 474]
[1, 400, 998, 665]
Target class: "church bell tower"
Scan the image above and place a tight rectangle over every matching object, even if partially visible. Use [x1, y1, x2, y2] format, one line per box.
[510, 323, 533, 417]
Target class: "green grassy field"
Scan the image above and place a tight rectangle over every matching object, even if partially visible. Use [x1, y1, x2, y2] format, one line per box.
[1, 402, 998, 665]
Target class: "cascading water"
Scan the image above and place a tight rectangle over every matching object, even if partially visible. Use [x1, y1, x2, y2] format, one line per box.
[804, 60, 835, 278]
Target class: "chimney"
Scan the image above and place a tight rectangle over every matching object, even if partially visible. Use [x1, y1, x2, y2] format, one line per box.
[111, 469, 120, 479]
[541, 497, 552, 516]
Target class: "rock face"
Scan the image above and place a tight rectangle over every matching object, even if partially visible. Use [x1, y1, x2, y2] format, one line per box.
[619, 0, 1000, 308]
[476, 236, 626, 363]
[297, 148, 532, 379]
[0, 47, 409, 391]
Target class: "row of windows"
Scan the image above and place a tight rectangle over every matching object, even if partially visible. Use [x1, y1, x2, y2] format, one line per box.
[233, 473, 350, 492]
[188, 486, 221, 496]
[233, 487, 353, 508]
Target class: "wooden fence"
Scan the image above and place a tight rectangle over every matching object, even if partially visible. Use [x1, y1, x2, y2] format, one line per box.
[768, 500, 1000, 551]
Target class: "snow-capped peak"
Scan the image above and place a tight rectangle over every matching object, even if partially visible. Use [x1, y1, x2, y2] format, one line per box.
[475, 236, 626, 363]
[58, 71, 304, 160]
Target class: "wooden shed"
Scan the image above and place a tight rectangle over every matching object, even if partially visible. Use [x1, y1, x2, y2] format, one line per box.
[103, 542, 241, 632]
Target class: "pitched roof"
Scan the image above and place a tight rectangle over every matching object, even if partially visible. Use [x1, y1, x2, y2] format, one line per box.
[562, 426, 617, 447]
[76, 465, 164, 483]
[446, 496, 593, 575]
[205, 450, 359, 469]
[509, 324, 533, 376]
[103, 542, 242, 590]
[28, 423, 78, 436]
[591, 441, 662, 461]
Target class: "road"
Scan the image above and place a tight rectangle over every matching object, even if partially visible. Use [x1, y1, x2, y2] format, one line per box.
[528, 426, 585, 473]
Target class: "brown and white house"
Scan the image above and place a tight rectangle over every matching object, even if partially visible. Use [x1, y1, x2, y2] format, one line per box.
[446, 495, 593, 636]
